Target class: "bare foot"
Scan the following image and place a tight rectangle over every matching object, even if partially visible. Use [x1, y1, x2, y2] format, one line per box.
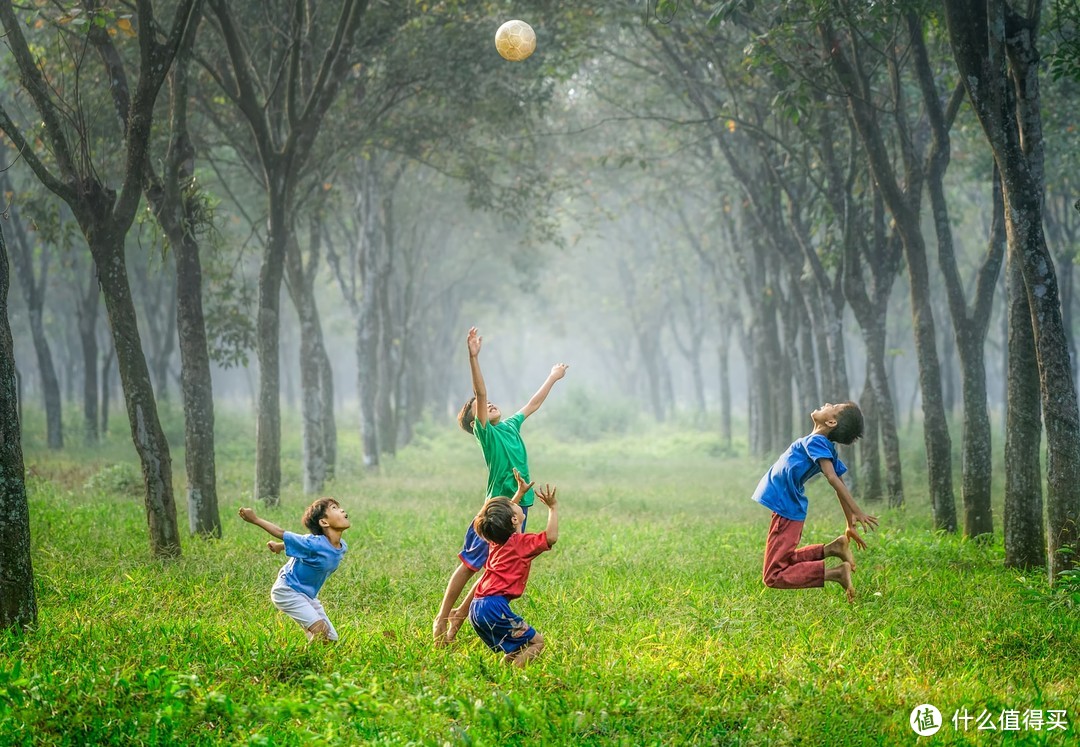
[827, 534, 856, 571]
[835, 561, 855, 603]
[432, 617, 448, 647]
[445, 609, 467, 643]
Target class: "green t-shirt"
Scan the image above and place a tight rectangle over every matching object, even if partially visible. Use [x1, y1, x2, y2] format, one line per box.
[474, 411, 534, 507]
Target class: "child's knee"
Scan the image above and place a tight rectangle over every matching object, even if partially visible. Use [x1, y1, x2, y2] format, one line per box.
[763, 567, 781, 588]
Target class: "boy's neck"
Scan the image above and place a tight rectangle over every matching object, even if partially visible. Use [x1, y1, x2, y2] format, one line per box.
[323, 528, 344, 548]
[811, 424, 833, 438]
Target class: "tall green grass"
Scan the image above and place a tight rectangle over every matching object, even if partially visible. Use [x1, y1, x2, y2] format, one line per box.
[2, 406, 1077, 745]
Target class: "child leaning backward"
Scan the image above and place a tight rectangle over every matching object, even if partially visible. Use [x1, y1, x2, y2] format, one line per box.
[239, 498, 350, 642]
[752, 401, 878, 603]
[469, 472, 559, 667]
[432, 326, 567, 645]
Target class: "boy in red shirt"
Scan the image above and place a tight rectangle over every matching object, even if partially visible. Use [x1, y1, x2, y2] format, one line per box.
[468, 479, 559, 667]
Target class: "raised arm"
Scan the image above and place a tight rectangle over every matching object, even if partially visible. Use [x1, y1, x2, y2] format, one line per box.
[818, 459, 878, 548]
[535, 484, 559, 546]
[509, 467, 535, 505]
[520, 363, 569, 418]
[238, 507, 286, 540]
[468, 327, 490, 428]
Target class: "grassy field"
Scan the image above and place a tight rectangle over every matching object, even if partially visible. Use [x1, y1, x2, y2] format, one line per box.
[2, 406, 1078, 745]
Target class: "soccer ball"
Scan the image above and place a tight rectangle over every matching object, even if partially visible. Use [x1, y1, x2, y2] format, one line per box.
[495, 20, 536, 62]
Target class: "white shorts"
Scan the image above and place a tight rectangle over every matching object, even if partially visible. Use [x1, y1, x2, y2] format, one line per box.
[270, 577, 339, 641]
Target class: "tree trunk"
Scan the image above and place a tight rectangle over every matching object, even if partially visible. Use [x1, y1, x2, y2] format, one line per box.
[823, 22, 956, 530]
[857, 367, 882, 502]
[717, 330, 732, 451]
[91, 232, 181, 558]
[285, 235, 329, 494]
[0, 220, 37, 631]
[254, 186, 289, 505]
[3, 193, 63, 449]
[77, 273, 100, 445]
[174, 225, 219, 536]
[945, 0, 1080, 582]
[101, 342, 114, 436]
[1004, 242, 1045, 568]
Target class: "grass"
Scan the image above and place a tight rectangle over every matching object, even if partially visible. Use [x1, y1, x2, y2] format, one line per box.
[2, 405, 1078, 745]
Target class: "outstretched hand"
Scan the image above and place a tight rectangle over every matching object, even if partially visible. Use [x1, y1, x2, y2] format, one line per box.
[467, 327, 482, 357]
[239, 507, 258, 523]
[845, 525, 867, 551]
[850, 509, 879, 534]
[510, 467, 535, 504]
[550, 363, 569, 380]
[536, 484, 558, 508]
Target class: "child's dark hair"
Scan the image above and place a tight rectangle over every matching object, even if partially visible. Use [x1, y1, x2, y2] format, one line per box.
[458, 396, 476, 434]
[302, 497, 339, 535]
[829, 402, 864, 445]
[473, 497, 516, 545]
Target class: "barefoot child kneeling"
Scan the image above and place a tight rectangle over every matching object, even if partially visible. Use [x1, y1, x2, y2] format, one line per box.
[239, 499, 350, 642]
[752, 402, 878, 602]
[468, 482, 559, 667]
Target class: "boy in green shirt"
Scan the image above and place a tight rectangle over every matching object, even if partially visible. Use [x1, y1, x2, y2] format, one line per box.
[432, 326, 568, 645]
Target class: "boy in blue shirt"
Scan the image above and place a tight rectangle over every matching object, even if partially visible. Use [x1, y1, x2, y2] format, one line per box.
[432, 326, 568, 645]
[239, 498, 350, 642]
[753, 402, 878, 602]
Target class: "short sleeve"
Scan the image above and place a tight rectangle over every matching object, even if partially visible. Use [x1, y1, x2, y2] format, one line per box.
[519, 531, 551, 559]
[282, 531, 319, 560]
[806, 435, 847, 476]
[506, 412, 525, 431]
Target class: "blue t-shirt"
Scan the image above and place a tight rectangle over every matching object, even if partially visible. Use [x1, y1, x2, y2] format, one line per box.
[277, 531, 347, 598]
[474, 411, 535, 507]
[751, 434, 847, 521]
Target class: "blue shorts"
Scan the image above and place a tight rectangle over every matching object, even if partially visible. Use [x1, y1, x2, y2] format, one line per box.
[468, 595, 536, 654]
[458, 505, 529, 571]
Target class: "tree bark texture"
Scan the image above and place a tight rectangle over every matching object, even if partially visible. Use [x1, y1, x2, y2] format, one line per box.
[0, 220, 37, 631]
[1004, 242, 1046, 568]
[944, 0, 1080, 579]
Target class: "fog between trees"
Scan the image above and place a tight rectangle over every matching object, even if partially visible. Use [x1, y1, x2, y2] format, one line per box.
[2, 0, 1079, 610]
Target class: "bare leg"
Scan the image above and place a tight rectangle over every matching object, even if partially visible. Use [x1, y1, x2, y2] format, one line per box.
[825, 561, 854, 603]
[447, 573, 483, 643]
[823, 534, 855, 571]
[503, 632, 545, 667]
[433, 563, 476, 645]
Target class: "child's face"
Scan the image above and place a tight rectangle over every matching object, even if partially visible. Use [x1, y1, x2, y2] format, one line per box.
[320, 502, 351, 532]
[486, 402, 502, 424]
[811, 403, 845, 429]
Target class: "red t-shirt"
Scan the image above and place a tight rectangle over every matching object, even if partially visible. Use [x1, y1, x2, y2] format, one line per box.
[475, 531, 551, 600]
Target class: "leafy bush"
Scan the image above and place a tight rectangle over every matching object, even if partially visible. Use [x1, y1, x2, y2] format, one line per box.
[537, 386, 640, 441]
[83, 463, 143, 497]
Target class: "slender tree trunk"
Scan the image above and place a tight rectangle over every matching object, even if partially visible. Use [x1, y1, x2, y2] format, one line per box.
[254, 185, 288, 504]
[91, 232, 180, 558]
[3, 194, 63, 449]
[0, 220, 37, 631]
[824, 23, 955, 530]
[320, 348, 336, 481]
[101, 342, 114, 436]
[1004, 242, 1045, 568]
[285, 234, 328, 494]
[717, 330, 732, 450]
[77, 275, 100, 445]
[858, 367, 882, 502]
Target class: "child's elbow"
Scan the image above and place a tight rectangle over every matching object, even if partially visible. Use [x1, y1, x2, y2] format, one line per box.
[547, 534, 558, 547]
